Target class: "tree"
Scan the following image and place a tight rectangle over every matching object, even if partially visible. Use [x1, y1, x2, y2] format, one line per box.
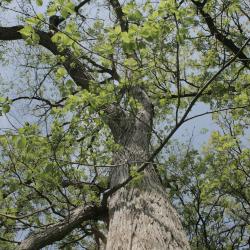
[0, 0, 249, 249]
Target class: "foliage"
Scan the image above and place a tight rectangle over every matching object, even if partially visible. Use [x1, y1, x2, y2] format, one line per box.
[0, 0, 249, 248]
[163, 119, 250, 249]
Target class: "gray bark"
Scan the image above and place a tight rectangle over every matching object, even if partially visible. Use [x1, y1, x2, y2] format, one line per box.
[106, 183, 190, 250]
[18, 205, 107, 250]
[105, 87, 190, 250]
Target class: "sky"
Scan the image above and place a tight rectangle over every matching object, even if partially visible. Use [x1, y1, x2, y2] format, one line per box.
[0, 0, 243, 151]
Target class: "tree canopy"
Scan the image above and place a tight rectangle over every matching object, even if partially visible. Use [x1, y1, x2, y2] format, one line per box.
[0, 0, 249, 249]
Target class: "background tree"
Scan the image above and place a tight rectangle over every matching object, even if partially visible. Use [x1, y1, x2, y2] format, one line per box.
[0, 0, 249, 249]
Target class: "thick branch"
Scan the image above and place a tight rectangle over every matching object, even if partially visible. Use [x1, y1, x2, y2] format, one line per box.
[108, 0, 128, 32]
[18, 205, 107, 250]
[191, 0, 249, 68]
[0, 26, 23, 40]
[0, 26, 91, 89]
[75, 0, 92, 13]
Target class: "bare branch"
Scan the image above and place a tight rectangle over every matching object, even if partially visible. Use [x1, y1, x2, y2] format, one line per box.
[11, 96, 63, 108]
[0, 206, 52, 220]
[183, 105, 250, 123]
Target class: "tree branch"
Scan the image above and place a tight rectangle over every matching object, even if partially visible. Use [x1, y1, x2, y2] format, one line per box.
[191, 0, 249, 68]
[0, 26, 23, 40]
[108, 0, 128, 32]
[0, 206, 51, 220]
[11, 96, 64, 108]
[75, 0, 92, 13]
[0, 26, 91, 89]
[183, 104, 250, 123]
[170, 82, 250, 99]
[18, 205, 107, 250]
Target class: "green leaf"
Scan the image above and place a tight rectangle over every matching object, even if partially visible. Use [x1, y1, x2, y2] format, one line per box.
[61, 2, 75, 18]
[61, 34, 74, 46]
[16, 136, 27, 149]
[128, 10, 143, 22]
[140, 23, 159, 41]
[36, 0, 43, 6]
[26, 17, 40, 25]
[47, 5, 57, 16]
[2, 104, 10, 114]
[56, 67, 67, 79]
[18, 26, 40, 44]
[124, 58, 138, 69]
[114, 26, 121, 34]
[31, 32, 40, 44]
[18, 26, 33, 37]
[121, 32, 131, 44]
[0, 97, 6, 103]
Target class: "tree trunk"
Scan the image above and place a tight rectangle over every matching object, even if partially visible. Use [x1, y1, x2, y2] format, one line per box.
[105, 99, 190, 249]
[106, 181, 190, 249]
